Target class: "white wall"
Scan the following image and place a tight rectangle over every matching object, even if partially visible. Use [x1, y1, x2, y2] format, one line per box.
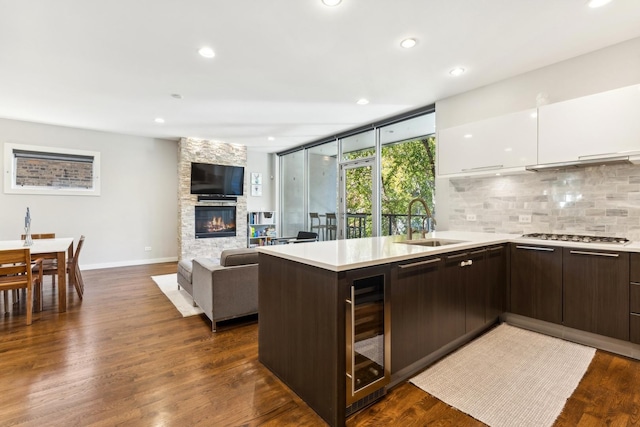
[435, 36, 640, 230]
[246, 151, 276, 212]
[0, 118, 178, 269]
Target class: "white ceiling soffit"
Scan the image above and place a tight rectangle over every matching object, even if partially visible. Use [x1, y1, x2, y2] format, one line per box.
[1, 0, 640, 153]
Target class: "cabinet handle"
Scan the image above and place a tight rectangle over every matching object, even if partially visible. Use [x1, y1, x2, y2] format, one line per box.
[488, 246, 503, 252]
[578, 152, 640, 160]
[470, 249, 486, 256]
[398, 258, 441, 270]
[460, 260, 473, 267]
[515, 245, 554, 252]
[446, 252, 469, 261]
[569, 250, 619, 258]
[461, 164, 503, 171]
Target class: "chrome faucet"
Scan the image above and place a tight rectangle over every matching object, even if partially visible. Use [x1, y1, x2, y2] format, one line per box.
[408, 197, 436, 240]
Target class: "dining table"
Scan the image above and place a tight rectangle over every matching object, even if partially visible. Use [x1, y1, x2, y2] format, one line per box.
[0, 237, 74, 313]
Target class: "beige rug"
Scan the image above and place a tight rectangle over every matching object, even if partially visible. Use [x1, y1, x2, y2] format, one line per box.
[410, 323, 595, 427]
[151, 273, 203, 317]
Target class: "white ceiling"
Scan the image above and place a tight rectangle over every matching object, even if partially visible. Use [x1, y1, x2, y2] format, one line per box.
[1, 0, 640, 153]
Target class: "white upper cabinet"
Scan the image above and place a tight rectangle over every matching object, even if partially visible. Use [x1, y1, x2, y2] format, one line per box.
[437, 108, 538, 176]
[538, 84, 640, 164]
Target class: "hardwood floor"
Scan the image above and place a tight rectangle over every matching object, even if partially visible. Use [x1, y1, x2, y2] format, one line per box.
[1, 262, 639, 426]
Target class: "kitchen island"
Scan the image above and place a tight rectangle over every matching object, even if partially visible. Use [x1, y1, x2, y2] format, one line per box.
[256, 231, 516, 427]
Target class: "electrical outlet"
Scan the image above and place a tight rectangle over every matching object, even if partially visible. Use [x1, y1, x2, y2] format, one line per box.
[466, 214, 477, 222]
[144, 246, 152, 252]
[519, 215, 532, 223]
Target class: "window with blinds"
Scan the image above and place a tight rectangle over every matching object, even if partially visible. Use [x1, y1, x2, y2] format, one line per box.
[3, 143, 101, 196]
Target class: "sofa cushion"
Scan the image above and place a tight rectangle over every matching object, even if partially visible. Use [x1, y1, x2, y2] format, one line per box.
[178, 259, 193, 283]
[220, 248, 259, 267]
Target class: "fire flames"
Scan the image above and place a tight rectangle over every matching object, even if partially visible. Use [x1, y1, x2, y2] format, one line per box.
[204, 215, 235, 232]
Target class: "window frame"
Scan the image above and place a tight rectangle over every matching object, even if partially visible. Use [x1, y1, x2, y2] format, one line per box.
[3, 143, 101, 196]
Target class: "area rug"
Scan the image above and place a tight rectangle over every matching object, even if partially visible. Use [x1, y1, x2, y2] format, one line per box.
[151, 274, 203, 317]
[410, 323, 595, 427]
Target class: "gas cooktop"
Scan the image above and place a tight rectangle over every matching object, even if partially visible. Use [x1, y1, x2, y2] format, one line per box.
[521, 233, 630, 245]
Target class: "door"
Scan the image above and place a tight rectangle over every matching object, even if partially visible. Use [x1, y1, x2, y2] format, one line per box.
[340, 159, 377, 239]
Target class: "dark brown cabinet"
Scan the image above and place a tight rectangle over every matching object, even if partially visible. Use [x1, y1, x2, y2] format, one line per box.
[440, 251, 472, 337]
[563, 248, 629, 341]
[391, 245, 507, 374]
[442, 249, 487, 333]
[390, 255, 442, 373]
[630, 254, 640, 344]
[510, 244, 563, 324]
[486, 245, 507, 322]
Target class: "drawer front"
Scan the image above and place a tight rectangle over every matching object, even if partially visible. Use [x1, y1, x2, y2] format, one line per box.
[631, 253, 640, 283]
[632, 314, 640, 344]
[632, 283, 640, 313]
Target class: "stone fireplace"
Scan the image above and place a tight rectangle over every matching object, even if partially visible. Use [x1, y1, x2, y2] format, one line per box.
[178, 137, 247, 260]
[195, 205, 237, 239]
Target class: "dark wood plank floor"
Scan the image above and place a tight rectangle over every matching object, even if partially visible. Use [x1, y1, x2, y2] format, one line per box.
[1, 262, 639, 426]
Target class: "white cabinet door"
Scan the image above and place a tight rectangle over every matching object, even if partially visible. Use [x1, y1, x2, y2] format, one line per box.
[538, 84, 640, 164]
[437, 109, 538, 176]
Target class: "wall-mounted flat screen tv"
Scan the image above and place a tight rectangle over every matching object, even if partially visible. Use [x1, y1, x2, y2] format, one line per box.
[190, 162, 245, 196]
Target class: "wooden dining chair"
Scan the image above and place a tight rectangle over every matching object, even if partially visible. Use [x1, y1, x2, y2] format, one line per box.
[38, 235, 85, 300]
[21, 233, 56, 240]
[21, 233, 57, 286]
[0, 248, 43, 325]
[68, 236, 85, 299]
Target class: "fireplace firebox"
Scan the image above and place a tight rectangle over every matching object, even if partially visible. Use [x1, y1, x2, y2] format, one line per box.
[195, 205, 237, 238]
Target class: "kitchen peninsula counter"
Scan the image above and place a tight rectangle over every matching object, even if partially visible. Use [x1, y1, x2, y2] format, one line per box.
[257, 231, 519, 271]
[256, 231, 517, 427]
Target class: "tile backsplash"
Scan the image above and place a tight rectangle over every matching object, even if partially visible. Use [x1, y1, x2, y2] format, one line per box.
[447, 163, 640, 241]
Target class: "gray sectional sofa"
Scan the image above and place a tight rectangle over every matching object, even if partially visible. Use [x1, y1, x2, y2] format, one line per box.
[178, 248, 259, 332]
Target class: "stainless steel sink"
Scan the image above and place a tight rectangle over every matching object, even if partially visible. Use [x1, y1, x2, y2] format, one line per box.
[398, 238, 467, 247]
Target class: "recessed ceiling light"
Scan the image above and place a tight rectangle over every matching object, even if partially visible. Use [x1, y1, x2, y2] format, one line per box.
[449, 67, 466, 77]
[587, 0, 612, 8]
[464, 134, 473, 138]
[400, 38, 417, 49]
[321, 0, 342, 6]
[268, 136, 275, 141]
[154, 117, 165, 124]
[530, 112, 538, 118]
[198, 46, 215, 58]
[356, 98, 369, 105]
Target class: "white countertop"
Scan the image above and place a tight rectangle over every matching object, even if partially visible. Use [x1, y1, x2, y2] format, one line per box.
[257, 231, 640, 272]
[257, 231, 517, 272]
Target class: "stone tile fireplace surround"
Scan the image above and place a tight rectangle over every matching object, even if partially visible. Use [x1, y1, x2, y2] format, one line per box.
[447, 163, 640, 241]
[178, 137, 247, 261]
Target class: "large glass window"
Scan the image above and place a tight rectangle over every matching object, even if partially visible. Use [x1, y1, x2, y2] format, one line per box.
[379, 114, 436, 236]
[278, 111, 436, 240]
[279, 150, 305, 238]
[307, 141, 338, 240]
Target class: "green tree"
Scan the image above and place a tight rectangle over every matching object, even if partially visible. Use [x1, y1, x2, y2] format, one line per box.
[344, 136, 436, 236]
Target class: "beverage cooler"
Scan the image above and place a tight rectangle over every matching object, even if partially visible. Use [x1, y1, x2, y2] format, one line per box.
[345, 266, 390, 416]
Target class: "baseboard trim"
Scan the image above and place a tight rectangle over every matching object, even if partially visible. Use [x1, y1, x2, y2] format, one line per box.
[82, 257, 178, 271]
[503, 312, 640, 361]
